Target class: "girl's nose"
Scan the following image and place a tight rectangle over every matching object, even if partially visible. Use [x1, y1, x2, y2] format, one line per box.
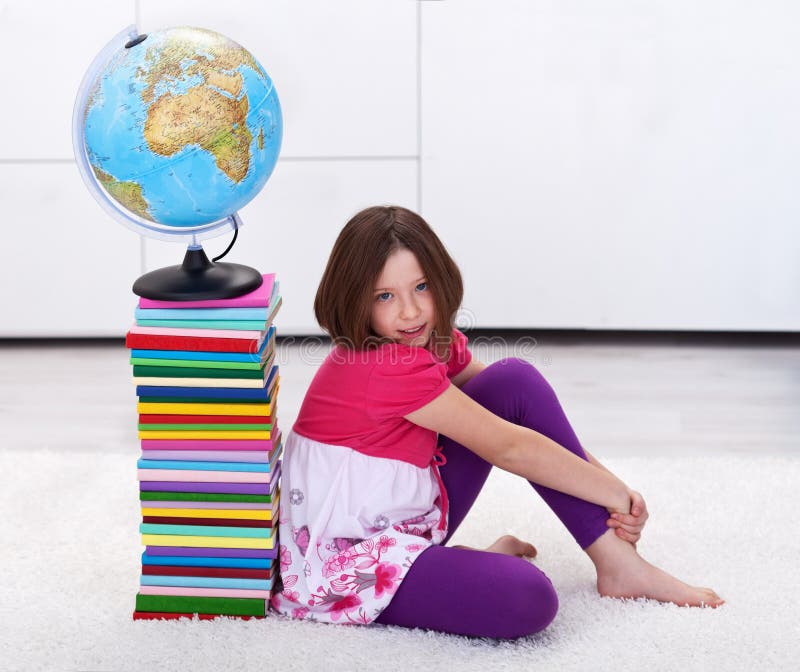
[400, 299, 421, 320]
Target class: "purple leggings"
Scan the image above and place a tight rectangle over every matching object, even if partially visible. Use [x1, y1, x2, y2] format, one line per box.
[374, 358, 611, 639]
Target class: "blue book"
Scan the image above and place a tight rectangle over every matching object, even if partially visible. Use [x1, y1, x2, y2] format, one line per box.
[137, 459, 272, 473]
[141, 553, 272, 569]
[136, 366, 278, 400]
[140, 575, 272, 590]
[136, 307, 270, 321]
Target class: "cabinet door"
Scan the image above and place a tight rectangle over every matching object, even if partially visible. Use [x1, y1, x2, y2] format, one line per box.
[0, 164, 141, 337]
[0, 2, 135, 160]
[421, 0, 800, 330]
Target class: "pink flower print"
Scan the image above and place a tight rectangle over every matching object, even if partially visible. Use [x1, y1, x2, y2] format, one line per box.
[293, 525, 310, 557]
[404, 543, 428, 552]
[279, 544, 292, 573]
[376, 535, 396, 554]
[326, 592, 363, 622]
[322, 548, 357, 578]
[292, 607, 310, 619]
[373, 562, 402, 599]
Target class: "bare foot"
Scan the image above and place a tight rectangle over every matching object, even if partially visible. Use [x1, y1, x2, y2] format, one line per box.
[453, 534, 538, 559]
[588, 529, 725, 608]
[486, 534, 538, 559]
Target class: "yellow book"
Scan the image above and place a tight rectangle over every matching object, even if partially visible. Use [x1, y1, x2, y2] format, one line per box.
[138, 430, 273, 440]
[137, 402, 274, 416]
[141, 534, 274, 550]
[141, 508, 273, 521]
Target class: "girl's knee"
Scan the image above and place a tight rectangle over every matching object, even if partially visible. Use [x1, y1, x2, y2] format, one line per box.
[495, 560, 559, 638]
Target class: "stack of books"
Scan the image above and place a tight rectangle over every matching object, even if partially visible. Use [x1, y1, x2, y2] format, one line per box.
[125, 273, 282, 621]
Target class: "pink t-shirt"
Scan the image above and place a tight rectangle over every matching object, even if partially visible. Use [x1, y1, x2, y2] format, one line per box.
[292, 328, 472, 468]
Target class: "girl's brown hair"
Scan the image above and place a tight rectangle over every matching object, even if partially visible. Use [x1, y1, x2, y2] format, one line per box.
[314, 205, 464, 361]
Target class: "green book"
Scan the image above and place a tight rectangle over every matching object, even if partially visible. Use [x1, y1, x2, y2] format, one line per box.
[140, 492, 274, 503]
[133, 365, 265, 380]
[137, 423, 273, 431]
[135, 593, 265, 617]
[130, 357, 267, 371]
[140, 523, 273, 538]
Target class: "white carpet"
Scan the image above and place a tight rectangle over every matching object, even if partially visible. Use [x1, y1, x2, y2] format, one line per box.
[1, 450, 798, 672]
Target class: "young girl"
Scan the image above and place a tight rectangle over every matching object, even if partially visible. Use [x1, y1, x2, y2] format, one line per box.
[269, 205, 724, 639]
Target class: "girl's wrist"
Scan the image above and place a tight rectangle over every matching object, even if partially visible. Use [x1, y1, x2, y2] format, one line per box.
[607, 482, 631, 515]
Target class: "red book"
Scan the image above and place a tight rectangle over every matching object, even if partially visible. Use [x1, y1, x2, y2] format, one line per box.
[125, 333, 263, 353]
[142, 516, 273, 528]
[141, 565, 272, 580]
[133, 611, 264, 621]
[138, 414, 273, 424]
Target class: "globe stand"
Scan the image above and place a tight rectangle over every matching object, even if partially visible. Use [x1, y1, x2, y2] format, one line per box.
[132, 246, 263, 300]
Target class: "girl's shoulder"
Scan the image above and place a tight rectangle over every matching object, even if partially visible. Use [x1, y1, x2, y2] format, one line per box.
[325, 343, 444, 376]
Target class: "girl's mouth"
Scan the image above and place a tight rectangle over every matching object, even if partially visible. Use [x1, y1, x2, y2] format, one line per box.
[399, 323, 425, 337]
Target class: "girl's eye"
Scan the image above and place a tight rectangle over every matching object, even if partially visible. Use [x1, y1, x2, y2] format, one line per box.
[376, 283, 426, 302]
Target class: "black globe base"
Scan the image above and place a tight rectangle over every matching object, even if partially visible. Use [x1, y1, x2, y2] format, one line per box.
[132, 247, 263, 300]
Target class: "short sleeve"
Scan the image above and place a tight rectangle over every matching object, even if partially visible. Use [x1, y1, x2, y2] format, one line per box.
[365, 346, 450, 422]
[446, 328, 472, 378]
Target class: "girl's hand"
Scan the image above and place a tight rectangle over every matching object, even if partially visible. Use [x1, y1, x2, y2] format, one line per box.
[606, 489, 649, 546]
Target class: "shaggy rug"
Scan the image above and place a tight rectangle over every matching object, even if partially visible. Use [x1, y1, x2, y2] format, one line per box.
[1, 450, 797, 671]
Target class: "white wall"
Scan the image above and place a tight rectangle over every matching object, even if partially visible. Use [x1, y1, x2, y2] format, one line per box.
[0, 0, 797, 336]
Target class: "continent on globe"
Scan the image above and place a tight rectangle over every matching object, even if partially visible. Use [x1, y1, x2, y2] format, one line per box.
[92, 167, 153, 221]
[144, 88, 253, 183]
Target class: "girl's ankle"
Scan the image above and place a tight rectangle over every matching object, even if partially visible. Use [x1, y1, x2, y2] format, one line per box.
[584, 527, 638, 573]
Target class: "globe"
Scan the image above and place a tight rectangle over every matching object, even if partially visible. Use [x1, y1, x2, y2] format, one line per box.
[72, 25, 283, 300]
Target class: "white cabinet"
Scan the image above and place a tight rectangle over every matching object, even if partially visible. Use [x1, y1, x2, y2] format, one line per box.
[420, 0, 800, 331]
[0, 2, 135, 160]
[0, 164, 141, 336]
[1, 0, 798, 335]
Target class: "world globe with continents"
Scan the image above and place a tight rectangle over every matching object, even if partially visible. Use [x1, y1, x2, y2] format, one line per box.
[83, 26, 282, 228]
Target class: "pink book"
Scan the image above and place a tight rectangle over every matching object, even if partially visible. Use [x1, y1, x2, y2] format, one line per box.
[139, 274, 275, 309]
[137, 470, 276, 483]
[140, 436, 280, 451]
[138, 586, 272, 599]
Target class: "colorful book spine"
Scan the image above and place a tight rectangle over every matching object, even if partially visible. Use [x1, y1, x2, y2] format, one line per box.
[127, 273, 282, 621]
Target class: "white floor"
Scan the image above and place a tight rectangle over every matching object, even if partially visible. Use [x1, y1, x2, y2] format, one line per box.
[1, 332, 797, 458]
[1, 332, 798, 671]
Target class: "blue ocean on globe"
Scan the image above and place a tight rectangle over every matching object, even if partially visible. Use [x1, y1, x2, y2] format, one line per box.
[83, 26, 282, 228]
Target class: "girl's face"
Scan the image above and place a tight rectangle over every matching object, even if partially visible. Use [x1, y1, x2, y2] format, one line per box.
[370, 247, 436, 347]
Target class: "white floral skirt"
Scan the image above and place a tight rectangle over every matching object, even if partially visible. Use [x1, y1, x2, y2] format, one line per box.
[269, 430, 448, 625]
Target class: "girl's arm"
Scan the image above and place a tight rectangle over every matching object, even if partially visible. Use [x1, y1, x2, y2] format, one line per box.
[405, 383, 631, 514]
[450, 358, 488, 389]
[584, 448, 614, 475]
